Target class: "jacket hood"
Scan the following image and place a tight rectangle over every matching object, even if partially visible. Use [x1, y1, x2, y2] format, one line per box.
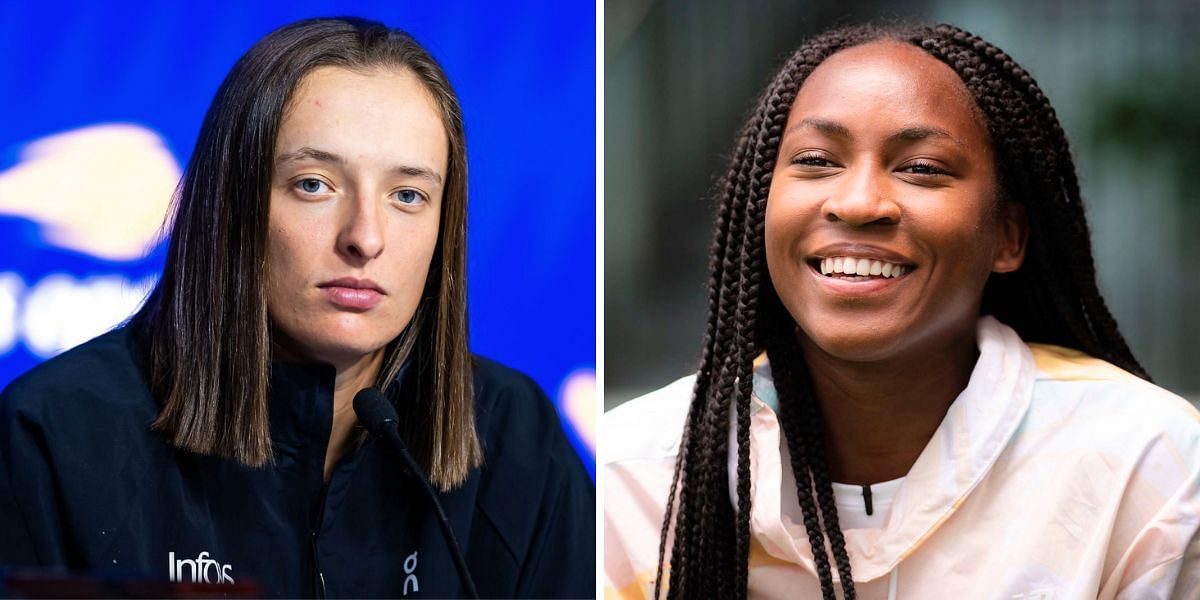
[739, 316, 1037, 584]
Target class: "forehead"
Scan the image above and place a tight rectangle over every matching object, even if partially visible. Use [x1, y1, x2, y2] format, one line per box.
[789, 40, 987, 144]
[276, 65, 449, 175]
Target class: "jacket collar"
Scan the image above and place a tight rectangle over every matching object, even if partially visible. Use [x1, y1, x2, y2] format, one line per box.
[267, 361, 337, 450]
[739, 316, 1037, 583]
[265, 358, 412, 451]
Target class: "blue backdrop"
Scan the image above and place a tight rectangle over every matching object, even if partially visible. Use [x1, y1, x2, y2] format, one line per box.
[0, 2, 596, 475]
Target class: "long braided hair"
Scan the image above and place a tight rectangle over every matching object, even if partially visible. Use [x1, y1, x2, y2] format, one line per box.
[655, 23, 1148, 600]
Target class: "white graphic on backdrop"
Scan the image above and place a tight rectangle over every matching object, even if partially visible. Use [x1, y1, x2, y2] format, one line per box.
[559, 368, 595, 451]
[0, 124, 176, 359]
[0, 272, 156, 358]
[0, 273, 22, 354]
[0, 124, 179, 261]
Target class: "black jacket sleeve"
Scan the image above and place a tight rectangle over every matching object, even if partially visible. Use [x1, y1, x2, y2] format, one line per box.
[0, 380, 64, 567]
[468, 359, 596, 598]
[512, 424, 595, 598]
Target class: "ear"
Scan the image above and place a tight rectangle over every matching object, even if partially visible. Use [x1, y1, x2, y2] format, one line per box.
[991, 202, 1028, 274]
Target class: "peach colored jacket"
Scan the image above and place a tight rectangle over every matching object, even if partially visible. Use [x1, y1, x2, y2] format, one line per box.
[605, 317, 1200, 599]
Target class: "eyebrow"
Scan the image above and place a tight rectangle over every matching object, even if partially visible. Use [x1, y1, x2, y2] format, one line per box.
[275, 146, 444, 185]
[786, 118, 851, 139]
[784, 118, 965, 149]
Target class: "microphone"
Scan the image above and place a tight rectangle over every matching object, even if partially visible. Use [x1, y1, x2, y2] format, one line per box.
[353, 388, 479, 599]
[353, 387, 401, 439]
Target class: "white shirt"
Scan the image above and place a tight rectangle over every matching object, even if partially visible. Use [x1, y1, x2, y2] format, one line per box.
[831, 478, 904, 531]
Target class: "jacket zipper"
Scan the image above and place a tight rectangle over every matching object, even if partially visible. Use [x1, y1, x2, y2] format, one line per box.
[311, 483, 330, 599]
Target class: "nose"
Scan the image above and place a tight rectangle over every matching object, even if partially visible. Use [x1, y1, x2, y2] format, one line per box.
[821, 164, 901, 226]
[336, 193, 385, 262]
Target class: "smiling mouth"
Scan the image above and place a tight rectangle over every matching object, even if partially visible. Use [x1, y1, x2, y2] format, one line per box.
[809, 256, 914, 280]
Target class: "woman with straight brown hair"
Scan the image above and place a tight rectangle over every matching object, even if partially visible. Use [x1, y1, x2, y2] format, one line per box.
[0, 17, 594, 598]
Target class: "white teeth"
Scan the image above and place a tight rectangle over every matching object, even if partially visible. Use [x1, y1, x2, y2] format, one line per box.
[818, 256, 910, 279]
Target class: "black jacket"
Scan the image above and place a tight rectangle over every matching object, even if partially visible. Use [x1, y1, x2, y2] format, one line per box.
[0, 327, 595, 598]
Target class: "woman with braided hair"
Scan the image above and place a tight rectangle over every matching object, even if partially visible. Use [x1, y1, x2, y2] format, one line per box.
[605, 23, 1200, 599]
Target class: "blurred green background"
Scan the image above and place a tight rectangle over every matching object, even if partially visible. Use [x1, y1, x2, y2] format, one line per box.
[605, 0, 1200, 407]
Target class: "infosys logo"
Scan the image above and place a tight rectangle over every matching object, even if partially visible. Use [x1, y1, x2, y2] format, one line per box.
[168, 551, 235, 584]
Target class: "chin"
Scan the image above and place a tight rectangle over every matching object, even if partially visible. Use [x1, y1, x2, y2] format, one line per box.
[795, 319, 908, 364]
[280, 321, 403, 367]
[315, 338, 393, 364]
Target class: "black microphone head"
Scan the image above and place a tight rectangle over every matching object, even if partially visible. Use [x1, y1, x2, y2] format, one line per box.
[353, 387, 399, 438]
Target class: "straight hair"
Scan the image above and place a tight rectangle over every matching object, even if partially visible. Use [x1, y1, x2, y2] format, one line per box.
[132, 17, 479, 491]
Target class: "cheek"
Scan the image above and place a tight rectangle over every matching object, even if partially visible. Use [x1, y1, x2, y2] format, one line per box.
[961, 203, 1001, 259]
[923, 206, 1001, 288]
[265, 210, 321, 309]
[383, 214, 442, 298]
[764, 184, 813, 280]
[764, 203, 787, 282]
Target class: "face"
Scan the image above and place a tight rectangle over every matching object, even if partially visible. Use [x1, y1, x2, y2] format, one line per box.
[267, 66, 448, 369]
[764, 41, 1027, 363]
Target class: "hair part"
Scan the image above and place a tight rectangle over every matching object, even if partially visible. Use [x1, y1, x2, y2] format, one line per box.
[133, 17, 479, 491]
[657, 22, 1147, 600]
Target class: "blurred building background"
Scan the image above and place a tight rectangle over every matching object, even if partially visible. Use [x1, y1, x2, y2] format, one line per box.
[606, 0, 1200, 407]
[0, 1, 596, 472]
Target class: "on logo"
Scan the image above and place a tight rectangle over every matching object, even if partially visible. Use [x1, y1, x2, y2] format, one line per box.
[403, 551, 419, 596]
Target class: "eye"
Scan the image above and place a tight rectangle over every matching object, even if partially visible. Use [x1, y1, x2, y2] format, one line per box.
[791, 153, 837, 168]
[393, 189, 425, 205]
[899, 161, 950, 176]
[295, 178, 330, 194]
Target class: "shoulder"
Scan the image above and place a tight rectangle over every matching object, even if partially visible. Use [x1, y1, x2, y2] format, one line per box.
[465, 356, 594, 588]
[1019, 345, 1200, 594]
[1026, 343, 1200, 445]
[1, 326, 154, 426]
[604, 374, 695, 466]
[468, 355, 589, 481]
[470, 355, 546, 403]
[603, 376, 694, 596]
[1018, 343, 1200, 491]
[0, 326, 160, 513]
[469, 355, 560, 442]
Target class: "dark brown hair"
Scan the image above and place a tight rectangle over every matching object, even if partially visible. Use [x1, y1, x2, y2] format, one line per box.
[131, 17, 479, 491]
[656, 23, 1147, 599]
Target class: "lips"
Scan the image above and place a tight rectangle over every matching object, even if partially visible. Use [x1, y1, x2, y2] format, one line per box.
[803, 243, 916, 294]
[317, 277, 386, 310]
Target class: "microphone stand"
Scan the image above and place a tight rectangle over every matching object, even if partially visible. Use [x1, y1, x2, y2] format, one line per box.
[354, 388, 479, 600]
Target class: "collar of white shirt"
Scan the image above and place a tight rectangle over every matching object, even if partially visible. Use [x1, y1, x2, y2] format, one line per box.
[732, 316, 1037, 583]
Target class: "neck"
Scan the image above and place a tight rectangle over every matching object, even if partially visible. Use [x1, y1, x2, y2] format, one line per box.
[796, 330, 978, 485]
[324, 350, 386, 482]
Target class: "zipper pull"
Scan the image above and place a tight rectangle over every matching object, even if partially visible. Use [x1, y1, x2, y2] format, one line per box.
[311, 529, 327, 599]
[862, 484, 874, 516]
